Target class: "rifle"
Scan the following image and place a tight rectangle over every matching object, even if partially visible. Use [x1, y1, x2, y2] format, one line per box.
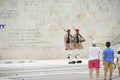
[89, 36, 95, 40]
[62, 27, 74, 44]
[73, 27, 85, 42]
[62, 27, 67, 32]
[89, 35, 105, 46]
[62, 27, 73, 38]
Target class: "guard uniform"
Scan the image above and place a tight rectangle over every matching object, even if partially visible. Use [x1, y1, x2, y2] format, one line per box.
[64, 29, 74, 64]
[73, 29, 85, 63]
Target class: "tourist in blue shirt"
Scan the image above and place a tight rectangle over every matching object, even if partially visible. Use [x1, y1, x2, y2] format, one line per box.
[103, 41, 114, 80]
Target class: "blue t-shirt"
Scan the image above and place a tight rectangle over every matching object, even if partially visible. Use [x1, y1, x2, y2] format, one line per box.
[103, 47, 114, 62]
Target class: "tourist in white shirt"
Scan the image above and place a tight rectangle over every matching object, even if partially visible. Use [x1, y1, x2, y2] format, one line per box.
[88, 40, 101, 80]
[116, 47, 120, 77]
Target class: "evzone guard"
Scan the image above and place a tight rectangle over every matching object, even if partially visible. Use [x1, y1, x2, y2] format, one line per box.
[64, 28, 85, 64]
[73, 28, 85, 63]
[64, 29, 74, 64]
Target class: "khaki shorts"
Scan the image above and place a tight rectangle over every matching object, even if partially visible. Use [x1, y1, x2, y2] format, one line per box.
[117, 63, 120, 67]
[104, 62, 113, 72]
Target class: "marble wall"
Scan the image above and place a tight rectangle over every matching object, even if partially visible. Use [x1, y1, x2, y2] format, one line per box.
[0, 0, 120, 60]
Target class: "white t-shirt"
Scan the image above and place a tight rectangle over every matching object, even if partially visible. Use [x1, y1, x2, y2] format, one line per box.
[116, 54, 120, 63]
[88, 47, 101, 60]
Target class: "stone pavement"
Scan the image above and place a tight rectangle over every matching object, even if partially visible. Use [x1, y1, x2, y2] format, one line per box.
[0, 59, 120, 80]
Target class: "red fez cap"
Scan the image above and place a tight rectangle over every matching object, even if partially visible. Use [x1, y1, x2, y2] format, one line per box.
[76, 29, 79, 32]
[67, 29, 70, 32]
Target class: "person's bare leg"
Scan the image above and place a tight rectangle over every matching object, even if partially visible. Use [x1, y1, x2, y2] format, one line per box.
[89, 68, 94, 80]
[118, 67, 120, 77]
[104, 71, 107, 80]
[95, 68, 99, 79]
[109, 71, 113, 80]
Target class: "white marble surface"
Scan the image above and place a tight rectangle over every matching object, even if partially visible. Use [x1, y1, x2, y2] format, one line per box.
[0, 0, 120, 59]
